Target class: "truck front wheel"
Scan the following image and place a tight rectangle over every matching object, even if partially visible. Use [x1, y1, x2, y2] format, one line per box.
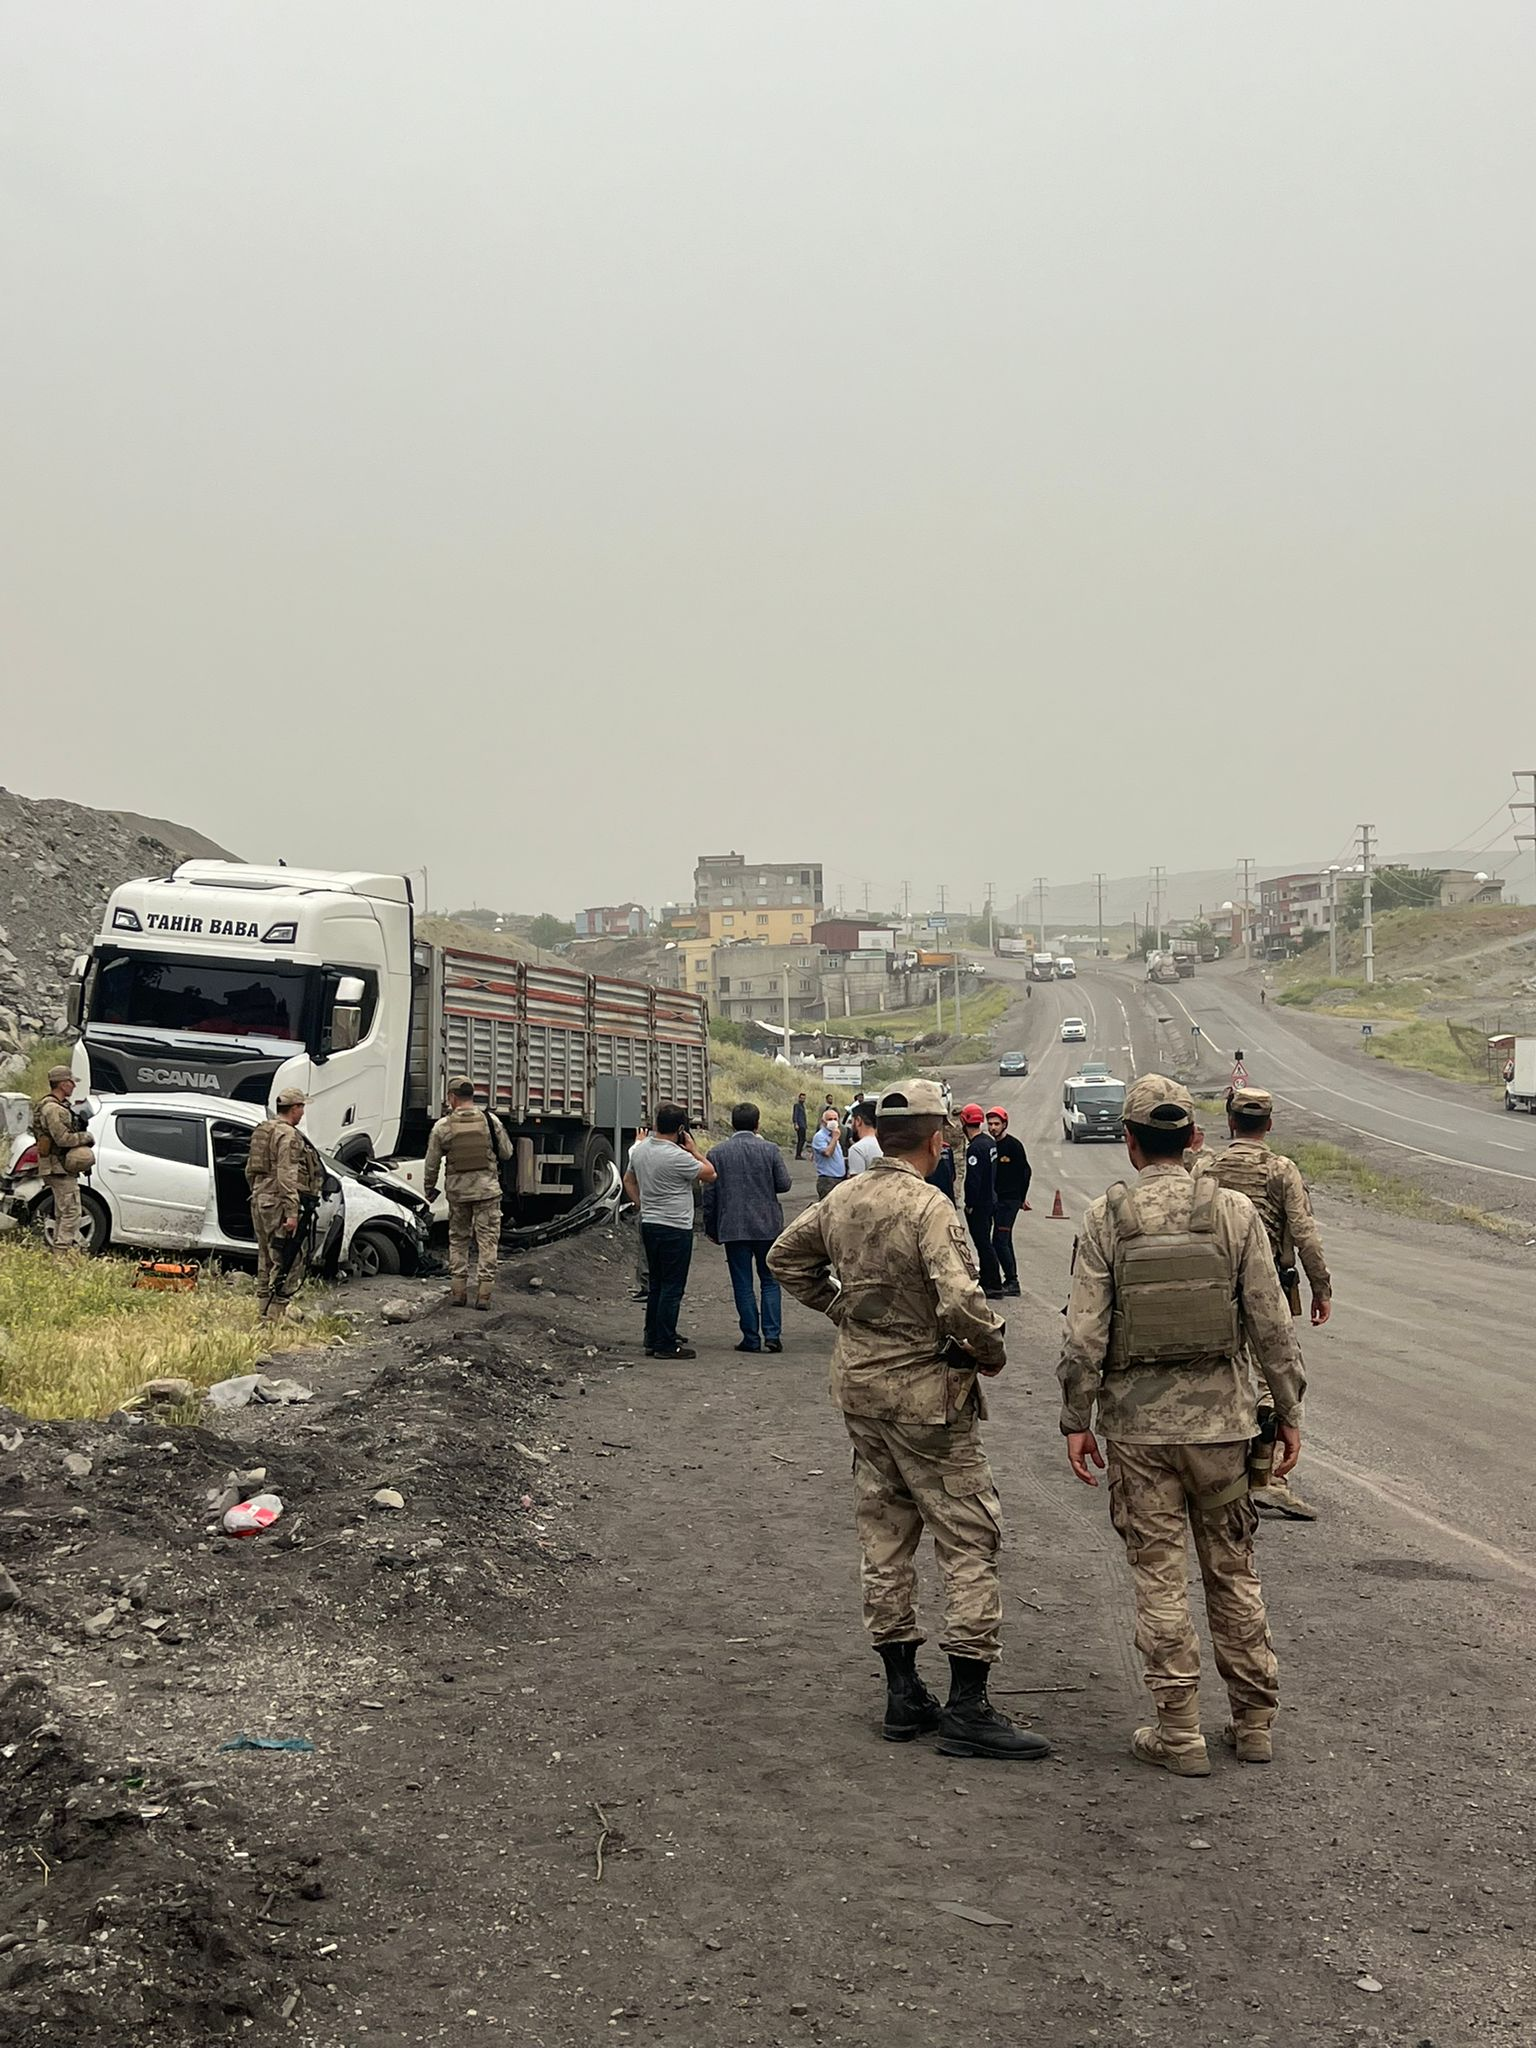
[572, 1132, 616, 1201]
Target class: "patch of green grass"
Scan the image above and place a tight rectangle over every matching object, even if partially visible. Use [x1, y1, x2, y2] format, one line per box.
[1276, 977, 1410, 1014]
[707, 1045, 826, 1149]
[2, 1040, 73, 1102]
[1363, 1018, 1492, 1085]
[0, 1241, 348, 1420]
[1280, 1139, 1519, 1236]
[838, 983, 1010, 1045]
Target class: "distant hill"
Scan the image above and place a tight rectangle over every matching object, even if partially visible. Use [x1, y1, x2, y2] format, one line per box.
[0, 786, 236, 1050]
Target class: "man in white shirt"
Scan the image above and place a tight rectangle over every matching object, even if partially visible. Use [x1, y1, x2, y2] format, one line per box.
[845, 1101, 881, 1175]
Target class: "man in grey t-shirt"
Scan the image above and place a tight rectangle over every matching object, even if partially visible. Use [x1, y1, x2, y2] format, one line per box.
[622, 1103, 717, 1358]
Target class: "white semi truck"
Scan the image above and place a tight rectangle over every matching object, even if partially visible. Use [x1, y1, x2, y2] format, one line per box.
[1029, 952, 1055, 981]
[67, 863, 711, 1225]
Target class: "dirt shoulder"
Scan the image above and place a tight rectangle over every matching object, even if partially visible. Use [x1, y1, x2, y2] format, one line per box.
[3, 1177, 1532, 2046]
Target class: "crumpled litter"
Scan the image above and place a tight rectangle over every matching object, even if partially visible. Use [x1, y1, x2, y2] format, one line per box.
[205, 1373, 315, 1411]
[219, 1734, 314, 1753]
[222, 1492, 283, 1535]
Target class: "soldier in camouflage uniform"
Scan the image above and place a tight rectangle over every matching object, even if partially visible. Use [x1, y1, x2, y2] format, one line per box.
[1059, 1075, 1304, 1774]
[246, 1087, 326, 1319]
[424, 1079, 513, 1309]
[769, 1079, 1049, 1762]
[1205, 1086, 1332, 1520]
[31, 1065, 93, 1252]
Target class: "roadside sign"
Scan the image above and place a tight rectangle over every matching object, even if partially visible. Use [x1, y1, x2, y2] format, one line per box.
[822, 1062, 862, 1086]
[1191, 1024, 1201, 1038]
[1360, 1023, 1373, 1038]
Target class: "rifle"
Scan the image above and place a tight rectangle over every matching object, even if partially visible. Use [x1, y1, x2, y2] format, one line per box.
[271, 1193, 319, 1296]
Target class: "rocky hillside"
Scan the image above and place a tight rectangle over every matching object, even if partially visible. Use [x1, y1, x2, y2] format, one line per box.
[0, 788, 233, 1052]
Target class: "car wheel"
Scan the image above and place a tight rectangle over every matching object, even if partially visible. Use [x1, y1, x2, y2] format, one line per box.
[348, 1226, 402, 1277]
[39, 1187, 111, 1256]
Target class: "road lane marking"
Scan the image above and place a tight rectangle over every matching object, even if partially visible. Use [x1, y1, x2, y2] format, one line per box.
[1161, 987, 1536, 1179]
[1305, 1448, 1536, 1588]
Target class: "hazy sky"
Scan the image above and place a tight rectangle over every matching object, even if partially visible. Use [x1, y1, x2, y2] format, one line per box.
[5, 3, 1534, 918]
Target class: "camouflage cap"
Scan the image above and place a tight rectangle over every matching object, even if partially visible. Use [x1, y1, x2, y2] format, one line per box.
[275, 1086, 308, 1109]
[1229, 1086, 1274, 1117]
[449, 1076, 476, 1095]
[1122, 1072, 1195, 1130]
[875, 1078, 948, 1119]
[47, 1065, 73, 1085]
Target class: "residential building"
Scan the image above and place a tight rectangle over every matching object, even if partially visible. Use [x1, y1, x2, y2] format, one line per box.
[1260, 872, 1330, 946]
[573, 903, 649, 939]
[1432, 869, 1504, 908]
[705, 941, 828, 1024]
[692, 853, 823, 943]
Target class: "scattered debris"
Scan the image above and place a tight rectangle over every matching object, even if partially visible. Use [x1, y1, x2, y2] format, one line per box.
[513, 1441, 549, 1465]
[81, 1606, 118, 1637]
[932, 1901, 1013, 1927]
[371, 1488, 406, 1511]
[0, 1567, 19, 1612]
[380, 1299, 415, 1325]
[1356, 1976, 1384, 1994]
[219, 1734, 315, 1754]
[139, 1376, 196, 1405]
[61, 1451, 93, 1479]
[222, 1493, 284, 1535]
[206, 1372, 315, 1411]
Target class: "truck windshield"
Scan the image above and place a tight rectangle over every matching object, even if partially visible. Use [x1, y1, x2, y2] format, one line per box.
[1073, 1084, 1126, 1104]
[91, 950, 312, 1042]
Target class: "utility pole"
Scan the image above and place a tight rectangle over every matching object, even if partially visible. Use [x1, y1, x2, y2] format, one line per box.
[1033, 877, 1048, 952]
[1093, 872, 1106, 959]
[1511, 775, 1536, 904]
[862, 880, 871, 913]
[985, 879, 995, 952]
[1327, 866, 1341, 978]
[901, 878, 911, 924]
[782, 969, 793, 1068]
[1237, 858, 1256, 961]
[953, 962, 964, 1035]
[935, 965, 944, 1037]
[938, 883, 948, 921]
[1150, 865, 1166, 950]
[1358, 825, 1375, 984]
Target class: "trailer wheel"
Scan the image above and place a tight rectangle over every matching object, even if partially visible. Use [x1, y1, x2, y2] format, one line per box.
[572, 1131, 616, 1200]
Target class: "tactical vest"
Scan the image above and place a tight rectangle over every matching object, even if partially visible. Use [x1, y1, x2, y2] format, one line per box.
[245, 1117, 285, 1187]
[31, 1096, 57, 1165]
[1105, 1174, 1240, 1368]
[1207, 1144, 1287, 1263]
[444, 1107, 498, 1176]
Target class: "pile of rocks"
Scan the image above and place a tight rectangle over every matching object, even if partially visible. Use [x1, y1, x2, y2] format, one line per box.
[0, 786, 231, 1053]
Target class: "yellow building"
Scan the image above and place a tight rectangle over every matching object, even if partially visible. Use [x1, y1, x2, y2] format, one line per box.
[695, 904, 815, 945]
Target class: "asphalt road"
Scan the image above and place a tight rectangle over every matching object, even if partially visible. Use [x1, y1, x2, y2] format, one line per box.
[1134, 961, 1536, 1189]
[950, 963, 1536, 1577]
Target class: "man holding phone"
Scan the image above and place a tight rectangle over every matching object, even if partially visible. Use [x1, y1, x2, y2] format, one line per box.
[622, 1102, 717, 1359]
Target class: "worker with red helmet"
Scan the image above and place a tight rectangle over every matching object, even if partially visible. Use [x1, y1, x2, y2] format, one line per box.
[958, 1104, 1006, 1297]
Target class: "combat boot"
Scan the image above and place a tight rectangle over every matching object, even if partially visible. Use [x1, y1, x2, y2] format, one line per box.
[1222, 1719, 1273, 1764]
[1252, 1472, 1318, 1521]
[263, 1299, 289, 1324]
[474, 1279, 493, 1312]
[1130, 1700, 1211, 1776]
[876, 1642, 941, 1743]
[936, 1657, 1051, 1762]
[450, 1278, 468, 1307]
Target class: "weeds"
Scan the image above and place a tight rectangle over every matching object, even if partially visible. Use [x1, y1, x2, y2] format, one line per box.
[836, 984, 1010, 1045]
[0, 1240, 346, 1420]
[1362, 1019, 1494, 1086]
[2, 1040, 72, 1102]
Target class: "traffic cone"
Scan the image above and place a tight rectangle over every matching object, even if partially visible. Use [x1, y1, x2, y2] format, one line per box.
[1050, 1189, 1066, 1219]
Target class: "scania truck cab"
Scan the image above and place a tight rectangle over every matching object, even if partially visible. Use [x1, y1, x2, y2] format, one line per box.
[69, 863, 710, 1224]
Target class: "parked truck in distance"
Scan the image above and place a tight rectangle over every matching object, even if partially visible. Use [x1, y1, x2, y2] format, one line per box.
[1029, 953, 1055, 981]
[996, 937, 1034, 958]
[67, 863, 711, 1225]
[1145, 951, 1181, 985]
[1505, 1038, 1536, 1114]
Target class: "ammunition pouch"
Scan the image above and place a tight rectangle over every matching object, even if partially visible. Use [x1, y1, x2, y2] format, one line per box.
[273, 1193, 319, 1286]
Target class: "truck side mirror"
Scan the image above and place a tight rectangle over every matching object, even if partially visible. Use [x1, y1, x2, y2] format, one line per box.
[64, 955, 87, 1033]
[329, 975, 366, 1054]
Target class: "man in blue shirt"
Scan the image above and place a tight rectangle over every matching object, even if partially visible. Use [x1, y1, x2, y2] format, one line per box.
[811, 1105, 846, 1201]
